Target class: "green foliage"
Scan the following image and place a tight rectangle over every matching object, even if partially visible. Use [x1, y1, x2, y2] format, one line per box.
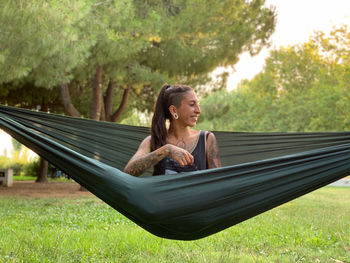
[196, 90, 232, 130]
[0, 0, 94, 112]
[0, 156, 40, 177]
[0, 0, 93, 87]
[120, 109, 152, 127]
[22, 158, 41, 178]
[0, 82, 63, 111]
[0, 0, 276, 118]
[11, 138, 22, 152]
[197, 26, 350, 132]
[0, 155, 21, 176]
[0, 187, 348, 262]
[0, 140, 39, 177]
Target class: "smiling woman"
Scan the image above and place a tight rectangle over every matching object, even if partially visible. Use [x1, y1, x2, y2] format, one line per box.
[123, 84, 221, 177]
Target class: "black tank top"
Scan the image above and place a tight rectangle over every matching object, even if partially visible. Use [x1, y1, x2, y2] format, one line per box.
[153, 130, 208, 175]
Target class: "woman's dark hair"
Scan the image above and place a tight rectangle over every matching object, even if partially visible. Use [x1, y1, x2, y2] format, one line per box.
[150, 84, 192, 151]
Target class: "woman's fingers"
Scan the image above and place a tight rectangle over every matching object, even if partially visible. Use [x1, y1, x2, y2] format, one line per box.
[169, 145, 194, 166]
[178, 159, 185, 167]
[185, 152, 194, 165]
[179, 151, 193, 166]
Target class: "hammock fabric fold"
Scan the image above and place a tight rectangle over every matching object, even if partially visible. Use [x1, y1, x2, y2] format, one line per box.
[1, 104, 350, 240]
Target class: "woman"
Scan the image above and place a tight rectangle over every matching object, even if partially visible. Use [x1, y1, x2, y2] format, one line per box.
[124, 84, 221, 176]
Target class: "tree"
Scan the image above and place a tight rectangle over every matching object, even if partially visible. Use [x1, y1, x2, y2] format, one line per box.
[0, 0, 93, 87]
[197, 26, 350, 132]
[0, 0, 95, 182]
[1, 0, 276, 119]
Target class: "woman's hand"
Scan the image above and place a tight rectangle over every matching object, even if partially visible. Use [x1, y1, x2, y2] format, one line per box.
[123, 138, 194, 176]
[166, 144, 194, 167]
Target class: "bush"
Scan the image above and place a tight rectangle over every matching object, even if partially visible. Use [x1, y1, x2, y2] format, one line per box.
[22, 158, 40, 177]
[0, 156, 23, 176]
[11, 162, 23, 176]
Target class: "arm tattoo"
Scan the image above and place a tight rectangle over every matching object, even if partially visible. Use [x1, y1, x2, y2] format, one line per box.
[125, 151, 164, 177]
[208, 134, 221, 168]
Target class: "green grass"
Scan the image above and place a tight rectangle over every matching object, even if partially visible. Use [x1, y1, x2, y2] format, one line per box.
[0, 187, 349, 263]
[13, 176, 71, 182]
[13, 176, 37, 181]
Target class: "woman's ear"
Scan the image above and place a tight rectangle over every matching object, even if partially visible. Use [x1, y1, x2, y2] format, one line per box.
[169, 105, 179, 120]
[168, 105, 177, 117]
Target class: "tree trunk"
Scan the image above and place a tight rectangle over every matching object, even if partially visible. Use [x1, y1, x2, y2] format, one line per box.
[100, 95, 106, 121]
[36, 102, 50, 183]
[110, 85, 131, 122]
[90, 65, 103, 120]
[104, 81, 114, 121]
[80, 65, 103, 191]
[36, 158, 48, 183]
[60, 83, 81, 117]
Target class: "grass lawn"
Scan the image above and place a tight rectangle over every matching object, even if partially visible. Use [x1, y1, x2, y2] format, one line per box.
[0, 187, 349, 262]
[13, 176, 70, 182]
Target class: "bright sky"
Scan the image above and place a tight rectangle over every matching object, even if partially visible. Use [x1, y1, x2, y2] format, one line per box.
[0, 130, 37, 159]
[217, 0, 350, 91]
[0, 130, 13, 157]
[1, 0, 350, 156]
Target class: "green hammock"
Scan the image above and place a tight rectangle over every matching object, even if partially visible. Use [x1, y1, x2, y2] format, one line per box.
[1, 104, 350, 240]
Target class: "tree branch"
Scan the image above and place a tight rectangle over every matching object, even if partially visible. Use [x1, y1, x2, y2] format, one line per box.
[104, 80, 114, 121]
[60, 83, 81, 117]
[111, 85, 131, 122]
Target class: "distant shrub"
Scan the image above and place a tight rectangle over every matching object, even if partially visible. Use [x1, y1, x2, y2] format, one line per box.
[0, 156, 23, 176]
[22, 158, 40, 177]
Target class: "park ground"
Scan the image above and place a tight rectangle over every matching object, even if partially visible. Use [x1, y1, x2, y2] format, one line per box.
[0, 181, 92, 198]
[1, 179, 348, 197]
[0, 180, 349, 262]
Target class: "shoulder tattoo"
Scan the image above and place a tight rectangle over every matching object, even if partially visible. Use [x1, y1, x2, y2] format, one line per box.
[208, 133, 221, 168]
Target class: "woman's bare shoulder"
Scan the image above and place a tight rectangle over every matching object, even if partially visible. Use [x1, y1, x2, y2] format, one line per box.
[143, 135, 151, 142]
[136, 135, 151, 152]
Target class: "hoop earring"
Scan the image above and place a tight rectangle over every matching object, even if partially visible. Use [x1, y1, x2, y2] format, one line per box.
[174, 113, 179, 119]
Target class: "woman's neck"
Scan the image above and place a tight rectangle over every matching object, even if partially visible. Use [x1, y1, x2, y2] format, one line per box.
[167, 123, 191, 139]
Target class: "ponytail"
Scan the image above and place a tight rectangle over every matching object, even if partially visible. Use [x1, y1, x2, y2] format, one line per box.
[150, 84, 192, 151]
[151, 84, 170, 151]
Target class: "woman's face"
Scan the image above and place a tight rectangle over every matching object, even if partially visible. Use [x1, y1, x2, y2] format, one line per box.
[175, 90, 201, 127]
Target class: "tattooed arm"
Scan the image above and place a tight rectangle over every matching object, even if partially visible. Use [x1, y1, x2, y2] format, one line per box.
[206, 132, 221, 169]
[124, 136, 194, 177]
[123, 136, 165, 177]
